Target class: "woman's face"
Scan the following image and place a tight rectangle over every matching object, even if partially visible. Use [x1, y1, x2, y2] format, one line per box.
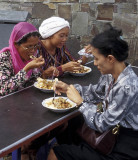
[15, 36, 40, 61]
[49, 27, 69, 48]
[91, 46, 114, 75]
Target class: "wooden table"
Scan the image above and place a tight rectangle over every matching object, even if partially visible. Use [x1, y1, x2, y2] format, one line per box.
[0, 63, 101, 159]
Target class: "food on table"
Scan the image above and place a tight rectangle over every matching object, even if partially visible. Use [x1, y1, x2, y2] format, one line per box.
[30, 55, 36, 59]
[72, 65, 90, 73]
[77, 59, 82, 63]
[55, 78, 58, 82]
[45, 97, 73, 109]
[36, 77, 54, 90]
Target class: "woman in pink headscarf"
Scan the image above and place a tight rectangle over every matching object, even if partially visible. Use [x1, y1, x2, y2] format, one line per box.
[0, 22, 44, 97]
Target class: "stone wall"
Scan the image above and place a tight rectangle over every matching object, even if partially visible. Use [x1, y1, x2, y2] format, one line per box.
[0, 0, 137, 64]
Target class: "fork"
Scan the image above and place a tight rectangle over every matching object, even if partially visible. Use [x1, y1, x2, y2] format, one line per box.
[52, 92, 56, 105]
[52, 63, 56, 82]
[53, 81, 58, 105]
[52, 63, 56, 105]
[65, 98, 68, 102]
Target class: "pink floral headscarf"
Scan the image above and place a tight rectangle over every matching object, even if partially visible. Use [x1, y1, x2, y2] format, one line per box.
[0, 22, 38, 76]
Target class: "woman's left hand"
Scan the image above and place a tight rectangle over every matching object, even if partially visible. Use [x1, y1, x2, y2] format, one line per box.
[84, 44, 92, 53]
[66, 85, 83, 106]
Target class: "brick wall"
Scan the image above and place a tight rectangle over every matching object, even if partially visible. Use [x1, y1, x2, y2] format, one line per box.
[0, 0, 137, 64]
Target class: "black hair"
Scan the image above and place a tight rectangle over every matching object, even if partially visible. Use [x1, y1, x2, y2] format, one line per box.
[91, 23, 129, 62]
[15, 32, 40, 45]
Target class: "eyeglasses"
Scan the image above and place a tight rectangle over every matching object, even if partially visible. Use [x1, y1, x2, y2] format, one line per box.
[21, 44, 40, 51]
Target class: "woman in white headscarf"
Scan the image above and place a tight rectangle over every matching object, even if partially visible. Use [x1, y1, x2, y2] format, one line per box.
[39, 16, 87, 78]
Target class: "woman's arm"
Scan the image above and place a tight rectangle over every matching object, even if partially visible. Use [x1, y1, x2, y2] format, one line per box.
[57, 46, 87, 75]
[0, 52, 29, 96]
[0, 52, 44, 96]
[74, 75, 107, 103]
[79, 81, 138, 132]
[81, 55, 88, 65]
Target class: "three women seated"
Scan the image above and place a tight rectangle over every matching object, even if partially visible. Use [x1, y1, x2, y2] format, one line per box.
[1, 16, 138, 160]
[0, 16, 87, 97]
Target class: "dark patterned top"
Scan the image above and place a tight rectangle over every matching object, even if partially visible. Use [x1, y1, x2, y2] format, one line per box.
[0, 51, 40, 97]
[40, 44, 75, 76]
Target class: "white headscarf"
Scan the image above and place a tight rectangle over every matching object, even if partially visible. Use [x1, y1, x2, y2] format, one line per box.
[39, 16, 70, 39]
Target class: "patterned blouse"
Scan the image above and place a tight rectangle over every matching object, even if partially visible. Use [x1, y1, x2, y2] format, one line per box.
[0, 51, 40, 97]
[40, 44, 75, 76]
[75, 64, 138, 132]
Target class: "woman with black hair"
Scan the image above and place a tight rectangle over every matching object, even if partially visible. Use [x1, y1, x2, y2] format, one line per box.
[47, 24, 138, 160]
[38, 16, 87, 78]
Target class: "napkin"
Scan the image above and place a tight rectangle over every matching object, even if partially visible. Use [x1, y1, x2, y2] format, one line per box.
[78, 48, 93, 58]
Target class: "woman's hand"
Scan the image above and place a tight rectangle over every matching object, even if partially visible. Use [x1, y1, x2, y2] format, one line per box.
[61, 61, 82, 72]
[81, 56, 88, 65]
[66, 85, 83, 106]
[23, 56, 44, 73]
[53, 81, 69, 95]
[42, 66, 59, 79]
[84, 44, 92, 53]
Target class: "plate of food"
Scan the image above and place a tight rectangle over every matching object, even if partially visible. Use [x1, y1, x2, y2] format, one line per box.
[42, 97, 76, 113]
[69, 65, 92, 76]
[34, 77, 54, 92]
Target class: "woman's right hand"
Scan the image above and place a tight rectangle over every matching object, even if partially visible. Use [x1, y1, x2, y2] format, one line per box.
[66, 85, 83, 106]
[61, 61, 82, 72]
[54, 82, 83, 105]
[42, 66, 59, 79]
[23, 56, 45, 73]
[54, 80, 69, 95]
[84, 44, 92, 53]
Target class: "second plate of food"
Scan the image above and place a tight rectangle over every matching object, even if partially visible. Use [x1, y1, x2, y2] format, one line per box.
[69, 66, 92, 76]
[42, 97, 76, 113]
[34, 78, 54, 93]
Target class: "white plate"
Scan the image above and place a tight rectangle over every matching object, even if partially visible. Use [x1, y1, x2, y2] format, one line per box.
[34, 79, 54, 93]
[42, 97, 76, 113]
[69, 66, 92, 76]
